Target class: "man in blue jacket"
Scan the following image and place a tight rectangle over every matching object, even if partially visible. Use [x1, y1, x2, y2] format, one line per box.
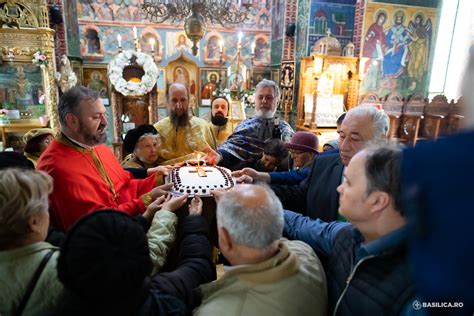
[284, 143, 416, 315]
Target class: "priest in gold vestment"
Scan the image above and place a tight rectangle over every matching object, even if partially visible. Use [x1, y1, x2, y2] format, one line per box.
[154, 83, 216, 165]
[208, 96, 234, 147]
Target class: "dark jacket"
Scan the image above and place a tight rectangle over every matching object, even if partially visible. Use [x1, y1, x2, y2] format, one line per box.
[402, 130, 474, 313]
[284, 211, 415, 316]
[271, 153, 343, 221]
[269, 161, 313, 185]
[55, 215, 215, 316]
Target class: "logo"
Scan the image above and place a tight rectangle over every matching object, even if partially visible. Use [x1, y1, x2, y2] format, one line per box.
[412, 300, 464, 310]
[413, 300, 422, 310]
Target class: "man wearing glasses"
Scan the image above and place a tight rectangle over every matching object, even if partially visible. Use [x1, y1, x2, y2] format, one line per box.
[208, 79, 294, 170]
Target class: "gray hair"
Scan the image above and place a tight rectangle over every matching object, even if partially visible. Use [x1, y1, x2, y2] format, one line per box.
[345, 105, 390, 139]
[255, 79, 281, 105]
[216, 184, 284, 248]
[134, 133, 159, 155]
[362, 141, 404, 214]
[58, 86, 99, 126]
[0, 169, 53, 248]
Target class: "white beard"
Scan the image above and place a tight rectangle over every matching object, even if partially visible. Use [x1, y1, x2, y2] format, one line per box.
[255, 108, 276, 119]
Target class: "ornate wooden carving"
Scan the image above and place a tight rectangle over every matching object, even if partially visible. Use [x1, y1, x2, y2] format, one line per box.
[110, 86, 158, 160]
[0, 0, 58, 130]
[383, 92, 404, 139]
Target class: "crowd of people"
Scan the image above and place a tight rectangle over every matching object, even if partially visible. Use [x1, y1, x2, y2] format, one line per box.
[1, 61, 473, 315]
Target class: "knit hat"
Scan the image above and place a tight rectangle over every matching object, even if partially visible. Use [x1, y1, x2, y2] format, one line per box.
[323, 139, 340, 150]
[58, 210, 152, 306]
[22, 128, 54, 144]
[123, 124, 157, 153]
[284, 131, 319, 153]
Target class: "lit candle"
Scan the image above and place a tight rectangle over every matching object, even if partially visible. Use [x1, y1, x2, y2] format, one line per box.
[251, 42, 256, 54]
[218, 39, 224, 53]
[117, 34, 122, 48]
[133, 26, 138, 40]
[197, 153, 201, 169]
[150, 38, 155, 52]
[238, 31, 243, 45]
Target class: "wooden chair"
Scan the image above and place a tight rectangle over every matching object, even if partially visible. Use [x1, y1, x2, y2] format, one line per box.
[420, 94, 450, 139]
[399, 94, 426, 146]
[382, 92, 404, 139]
[446, 97, 465, 134]
[359, 93, 383, 107]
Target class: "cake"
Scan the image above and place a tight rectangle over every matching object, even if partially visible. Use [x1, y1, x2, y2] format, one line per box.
[167, 166, 234, 197]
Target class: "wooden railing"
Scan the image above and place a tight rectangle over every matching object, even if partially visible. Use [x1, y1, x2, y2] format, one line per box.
[359, 93, 465, 146]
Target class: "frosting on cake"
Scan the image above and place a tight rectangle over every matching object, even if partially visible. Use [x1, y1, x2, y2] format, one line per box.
[167, 166, 234, 197]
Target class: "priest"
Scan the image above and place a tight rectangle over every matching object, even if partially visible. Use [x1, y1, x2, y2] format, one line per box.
[37, 87, 170, 231]
[154, 83, 216, 165]
[208, 96, 234, 147]
[209, 79, 294, 170]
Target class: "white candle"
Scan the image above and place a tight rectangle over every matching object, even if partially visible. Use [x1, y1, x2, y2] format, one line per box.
[133, 26, 138, 40]
[150, 38, 155, 52]
[238, 31, 243, 44]
[251, 42, 256, 54]
[117, 34, 122, 48]
[218, 39, 224, 53]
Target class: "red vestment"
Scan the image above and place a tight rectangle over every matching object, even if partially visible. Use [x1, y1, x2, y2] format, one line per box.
[37, 137, 157, 231]
[362, 23, 386, 58]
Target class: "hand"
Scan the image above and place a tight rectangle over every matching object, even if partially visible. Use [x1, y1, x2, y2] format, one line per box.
[204, 146, 221, 166]
[160, 194, 189, 212]
[142, 195, 167, 222]
[150, 183, 174, 199]
[211, 189, 226, 203]
[235, 175, 254, 184]
[232, 168, 270, 183]
[147, 165, 173, 177]
[188, 196, 203, 216]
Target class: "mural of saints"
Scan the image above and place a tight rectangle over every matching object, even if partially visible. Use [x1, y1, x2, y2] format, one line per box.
[407, 14, 432, 90]
[383, 11, 411, 79]
[360, 2, 438, 98]
[361, 11, 387, 92]
[173, 66, 189, 87]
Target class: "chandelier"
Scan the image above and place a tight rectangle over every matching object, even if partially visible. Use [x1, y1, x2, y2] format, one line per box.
[142, 0, 254, 55]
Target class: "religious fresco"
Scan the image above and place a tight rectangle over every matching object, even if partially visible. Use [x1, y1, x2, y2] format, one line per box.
[77, 0, 272, 31]
[81, 25, 105, 60]
[254, 35, 271, 66]
[200, 69, 221, 101]
[83, 66, 109, 98]
[307, 0, 356, 56]
[271, 0, 285, 41]
[360, 1, 440, 98]
[166, 32, 195, 58]
[64, 0, 81, 58]
[203, 32, 226, 65]
[0, 64, 45, 115]
[74, 0, 272, 108]
[295, 0, 310, 61]
[370, 0, 439, 8]
[140, 28, 163, 63]
[270, 38, 283, 66]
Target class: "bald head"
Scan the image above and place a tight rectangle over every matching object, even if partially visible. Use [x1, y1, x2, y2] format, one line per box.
[167, 83, 189, 101]
[167, 83, 190, 126]
[216, 184, 284, 248]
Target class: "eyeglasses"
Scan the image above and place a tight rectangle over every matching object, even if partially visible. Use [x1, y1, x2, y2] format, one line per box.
[290, 150, 305, 156]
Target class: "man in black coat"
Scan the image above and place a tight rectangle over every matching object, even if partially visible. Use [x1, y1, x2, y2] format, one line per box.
[56, 205, 215, 315]
[271, 105, 390, 221]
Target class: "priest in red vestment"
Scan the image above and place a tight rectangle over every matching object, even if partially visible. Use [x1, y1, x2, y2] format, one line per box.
[38, 87, 170, 231]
